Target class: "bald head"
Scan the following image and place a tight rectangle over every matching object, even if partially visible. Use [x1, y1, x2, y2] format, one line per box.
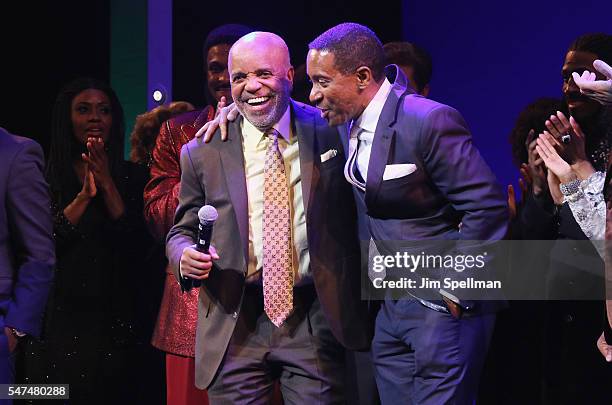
[228, 31, 294, 130]
[229, 31, 291, 72]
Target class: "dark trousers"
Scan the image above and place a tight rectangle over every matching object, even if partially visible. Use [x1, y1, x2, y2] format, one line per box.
[207, 285, 346, 405]
[345, 349, 380, 405]
[372, 300, 495, 405]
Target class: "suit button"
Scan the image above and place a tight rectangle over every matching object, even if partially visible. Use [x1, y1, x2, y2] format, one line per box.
[232, 312, 238, 319]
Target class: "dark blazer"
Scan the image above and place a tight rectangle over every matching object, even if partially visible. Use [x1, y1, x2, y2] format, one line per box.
[343, 66, 508, 310]
[0, 128, 54, 338]
[166, 100, 371, 389]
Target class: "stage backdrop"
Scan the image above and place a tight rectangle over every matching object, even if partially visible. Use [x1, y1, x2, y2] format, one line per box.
[404, 0, 610, 191]
[2, 0, 608, 189]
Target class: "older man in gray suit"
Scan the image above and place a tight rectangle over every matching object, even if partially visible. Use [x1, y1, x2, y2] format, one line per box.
[166, 32, 370, 404]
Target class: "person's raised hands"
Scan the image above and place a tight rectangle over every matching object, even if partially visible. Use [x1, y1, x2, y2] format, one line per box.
[572, 59, 612, 106]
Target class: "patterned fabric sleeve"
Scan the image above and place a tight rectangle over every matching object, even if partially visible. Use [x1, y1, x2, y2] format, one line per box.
[566, 171, 606, 255]
[143, 107, 213, 242]
[143, 120, 182, 242]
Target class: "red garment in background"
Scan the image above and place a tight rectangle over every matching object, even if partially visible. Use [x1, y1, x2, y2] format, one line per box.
[144, 107, 214, 404]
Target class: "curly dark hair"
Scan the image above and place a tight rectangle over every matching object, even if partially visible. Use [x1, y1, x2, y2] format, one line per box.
[129, 101, 195, 166]
[508, 97, 567, 168]
[46, 78, 125, 207]
[309, 22, 386, 82]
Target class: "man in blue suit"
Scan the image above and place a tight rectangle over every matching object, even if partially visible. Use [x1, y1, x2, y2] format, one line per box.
[306, 23, 508, 404]
[0, 128, 54, 390]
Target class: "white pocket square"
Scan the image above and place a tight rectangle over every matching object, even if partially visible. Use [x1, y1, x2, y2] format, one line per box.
[383, 163, 417, 180]
[320, 149, 338, 163]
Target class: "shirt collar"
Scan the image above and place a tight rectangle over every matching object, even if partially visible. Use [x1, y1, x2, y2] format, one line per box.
[242, 104, 292, 149]
[352, 78, 392, 134]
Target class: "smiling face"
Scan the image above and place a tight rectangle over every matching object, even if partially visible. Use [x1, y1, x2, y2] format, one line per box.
[71, 88, 112, 145]
[206, 43, 232, 102]
[229, 33, 294, 130]
[306, 49, 364, 126]
[562, 50, 603, 122]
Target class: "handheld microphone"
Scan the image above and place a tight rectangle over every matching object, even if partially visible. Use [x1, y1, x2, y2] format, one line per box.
[196, 205, 218, 253]
[189, 205, 218, 289]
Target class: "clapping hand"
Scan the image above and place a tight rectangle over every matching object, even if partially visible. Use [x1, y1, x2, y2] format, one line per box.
[509, 163, 534, 220]
[524, 129, 547, 196]
[536, 131, 576, 181]
[81, 137, 124, 219]
[543, 111, 587, 164]
[78, 165, 97, 200]
[572, 59, 612, 106]
[82, 137, 113, 191]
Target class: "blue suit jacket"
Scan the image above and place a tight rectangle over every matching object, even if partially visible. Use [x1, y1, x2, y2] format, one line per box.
[342, 66, 508, 311]
[0, 128, 54, 338]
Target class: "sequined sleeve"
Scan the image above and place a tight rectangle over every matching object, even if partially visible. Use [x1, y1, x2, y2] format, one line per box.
[566, 171, 606, 255]
[51, 201, 82, 252]
[143, 120, 182, 242]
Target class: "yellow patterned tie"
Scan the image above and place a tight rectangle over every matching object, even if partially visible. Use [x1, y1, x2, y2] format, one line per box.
[263, 128, 293, 327]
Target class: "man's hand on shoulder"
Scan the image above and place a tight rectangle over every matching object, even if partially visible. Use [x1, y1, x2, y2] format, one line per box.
[180, 245, 219, 280]
[196, 103, 241, 143]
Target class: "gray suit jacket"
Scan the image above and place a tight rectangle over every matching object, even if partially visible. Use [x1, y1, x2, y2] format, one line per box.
[167, 100, 371, 388]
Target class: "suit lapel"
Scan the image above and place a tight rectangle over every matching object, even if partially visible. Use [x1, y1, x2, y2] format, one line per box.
[293, 101, 318, 216]
[364, 77, 406, 208]
[217, 116, 249, 266]
[338, 123, 350, 157]
[365, 126, 395, 207]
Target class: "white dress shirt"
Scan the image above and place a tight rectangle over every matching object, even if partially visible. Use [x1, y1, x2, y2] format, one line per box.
[350, 78, 393, 182]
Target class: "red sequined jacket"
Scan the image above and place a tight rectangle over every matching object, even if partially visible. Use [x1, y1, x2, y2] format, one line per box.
[144, 107, 214, 356]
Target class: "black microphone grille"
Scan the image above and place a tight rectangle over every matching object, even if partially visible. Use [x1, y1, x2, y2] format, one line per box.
[198, 205, 219, 223]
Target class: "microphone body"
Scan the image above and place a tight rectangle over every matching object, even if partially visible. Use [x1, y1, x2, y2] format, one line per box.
[196, 219, 214, 254]
[187, 205, 218, 290]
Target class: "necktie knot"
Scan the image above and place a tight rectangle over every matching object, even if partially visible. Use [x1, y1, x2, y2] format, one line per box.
[266, 128, 281, 144]
[358, 131, 373, 143]
[344, 123, 367, 192]
[349, 121, 360, 139]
